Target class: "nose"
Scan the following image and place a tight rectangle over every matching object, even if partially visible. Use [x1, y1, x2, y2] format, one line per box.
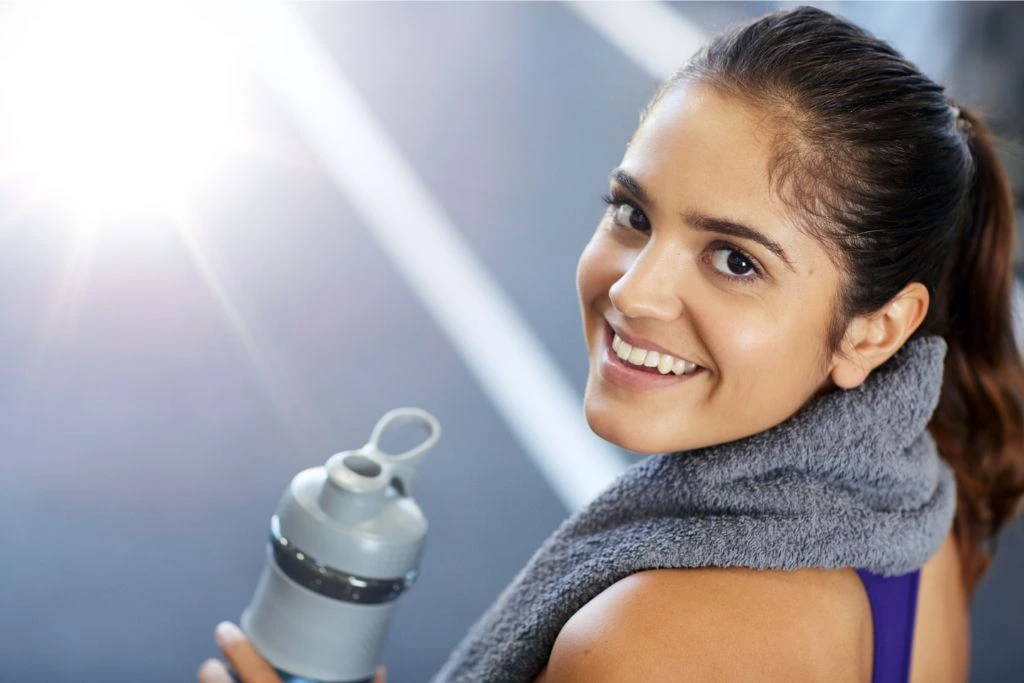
[608, 243, 684, 321]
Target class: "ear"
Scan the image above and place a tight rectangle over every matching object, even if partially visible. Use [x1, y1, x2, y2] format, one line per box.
[829, 282, 930, 390]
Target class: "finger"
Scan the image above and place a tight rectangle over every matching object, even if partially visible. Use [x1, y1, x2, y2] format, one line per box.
[215, 622, 281, 683]
[374, 665, 387, 683]
[198, 658, 233, 683]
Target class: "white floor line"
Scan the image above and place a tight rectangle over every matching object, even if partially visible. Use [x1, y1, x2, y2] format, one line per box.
[231, 2, 629, 512]
[564, 1, 706, 82]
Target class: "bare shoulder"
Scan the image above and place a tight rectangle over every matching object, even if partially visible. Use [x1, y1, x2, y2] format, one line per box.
[538, 566, 871, 682]
[910, 530, 970, 683]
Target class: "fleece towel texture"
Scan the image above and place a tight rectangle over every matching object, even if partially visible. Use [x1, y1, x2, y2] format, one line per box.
[431, 335, 957, 683]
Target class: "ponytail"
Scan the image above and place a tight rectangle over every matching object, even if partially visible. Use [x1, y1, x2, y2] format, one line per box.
[929, 105, 1024, 598]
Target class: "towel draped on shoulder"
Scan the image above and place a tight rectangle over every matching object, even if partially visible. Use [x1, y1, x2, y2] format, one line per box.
[432, 335, 956, 683]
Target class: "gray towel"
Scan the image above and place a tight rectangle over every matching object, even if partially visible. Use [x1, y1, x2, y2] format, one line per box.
[432, 335, 956, 682]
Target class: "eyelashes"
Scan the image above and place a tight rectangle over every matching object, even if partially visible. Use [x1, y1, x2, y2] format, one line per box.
[599, 191, 765, 283]
[601, 192, 649, 233]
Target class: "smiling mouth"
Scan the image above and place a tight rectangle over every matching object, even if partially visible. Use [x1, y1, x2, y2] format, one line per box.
[603, 323, 704, 378]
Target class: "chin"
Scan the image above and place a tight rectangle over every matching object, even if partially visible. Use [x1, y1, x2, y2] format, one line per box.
[583, 395, 679, 455]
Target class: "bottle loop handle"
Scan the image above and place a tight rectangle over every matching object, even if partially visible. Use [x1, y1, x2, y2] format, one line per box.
[365, 407, 441, 466]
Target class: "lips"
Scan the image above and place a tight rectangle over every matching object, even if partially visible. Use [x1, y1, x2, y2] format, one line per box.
[607, 323, 702, 368]
[598, 323, 705, 390]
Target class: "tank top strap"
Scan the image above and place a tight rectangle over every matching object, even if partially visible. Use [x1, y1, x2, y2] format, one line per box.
[854, 568, 921, 683]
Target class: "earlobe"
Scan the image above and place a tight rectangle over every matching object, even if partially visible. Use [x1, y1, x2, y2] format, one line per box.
[830, 357, 869, 390]
[826, 317, 869, 390]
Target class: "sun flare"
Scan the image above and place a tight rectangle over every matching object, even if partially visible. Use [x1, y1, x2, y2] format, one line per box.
[0, 3, 250, 220]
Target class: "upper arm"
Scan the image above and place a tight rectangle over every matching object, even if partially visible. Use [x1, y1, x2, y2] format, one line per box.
[540, 568, 866, 682]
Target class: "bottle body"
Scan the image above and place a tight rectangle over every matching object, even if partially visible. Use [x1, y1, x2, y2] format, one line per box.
[241, 545, 397, 682]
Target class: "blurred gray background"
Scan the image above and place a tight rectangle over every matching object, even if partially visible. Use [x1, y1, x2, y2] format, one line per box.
[0, 2, 1021, 681]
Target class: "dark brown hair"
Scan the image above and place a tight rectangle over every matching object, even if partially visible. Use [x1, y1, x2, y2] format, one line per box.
[651, 6, 1024, 597]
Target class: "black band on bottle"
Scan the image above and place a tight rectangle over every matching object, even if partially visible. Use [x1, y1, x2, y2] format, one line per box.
[269, 515, 416, 604]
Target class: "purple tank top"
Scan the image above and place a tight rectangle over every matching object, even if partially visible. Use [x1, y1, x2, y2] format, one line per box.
[855, 568, 921, 683]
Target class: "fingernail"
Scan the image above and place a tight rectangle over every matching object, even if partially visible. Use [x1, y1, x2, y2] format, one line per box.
[215, 621, 243, 647]
[198, 658, 229, 683]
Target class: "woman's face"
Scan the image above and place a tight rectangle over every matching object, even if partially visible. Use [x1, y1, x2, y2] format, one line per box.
[577, 82, 845, 454]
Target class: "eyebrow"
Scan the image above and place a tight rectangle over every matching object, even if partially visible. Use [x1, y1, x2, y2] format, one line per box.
[609, 169, 653, 209]
[609, 168, 795, 272]
[684, 211, 795, 272]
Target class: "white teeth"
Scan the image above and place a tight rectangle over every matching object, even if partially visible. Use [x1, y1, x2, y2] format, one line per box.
[611, 332, 701, 376]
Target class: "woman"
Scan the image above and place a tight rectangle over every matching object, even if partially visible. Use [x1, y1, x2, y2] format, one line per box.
[201, 6, 1024, 682]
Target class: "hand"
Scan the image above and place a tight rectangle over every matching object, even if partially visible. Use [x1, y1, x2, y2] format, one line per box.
[198, 621, 387, 683]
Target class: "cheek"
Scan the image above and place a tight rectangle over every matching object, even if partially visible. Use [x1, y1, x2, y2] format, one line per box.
[575, 238, 596, 302]
[696, 299, 803, 384]
[727, 323, 778, 357]
[694, 293, 778, 354]
[576, 231, 620, 308]
[700, 295, 830, 400]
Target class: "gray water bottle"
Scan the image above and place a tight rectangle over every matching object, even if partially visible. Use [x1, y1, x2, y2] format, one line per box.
[239, 407, 440, 683]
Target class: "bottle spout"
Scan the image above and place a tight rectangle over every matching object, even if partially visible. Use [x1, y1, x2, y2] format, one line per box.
[318, 451, 390, 524]
[317, 408, 440, 523]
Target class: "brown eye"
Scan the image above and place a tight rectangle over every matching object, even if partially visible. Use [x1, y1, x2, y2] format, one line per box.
[708, 247, 759, 278]
[612, 203, 650, 232]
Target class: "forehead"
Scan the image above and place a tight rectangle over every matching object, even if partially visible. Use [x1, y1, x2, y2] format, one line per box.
[625, 82, 779, 214]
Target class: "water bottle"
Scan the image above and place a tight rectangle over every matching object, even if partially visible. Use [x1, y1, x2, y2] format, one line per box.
[238, 407, 440, 683]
